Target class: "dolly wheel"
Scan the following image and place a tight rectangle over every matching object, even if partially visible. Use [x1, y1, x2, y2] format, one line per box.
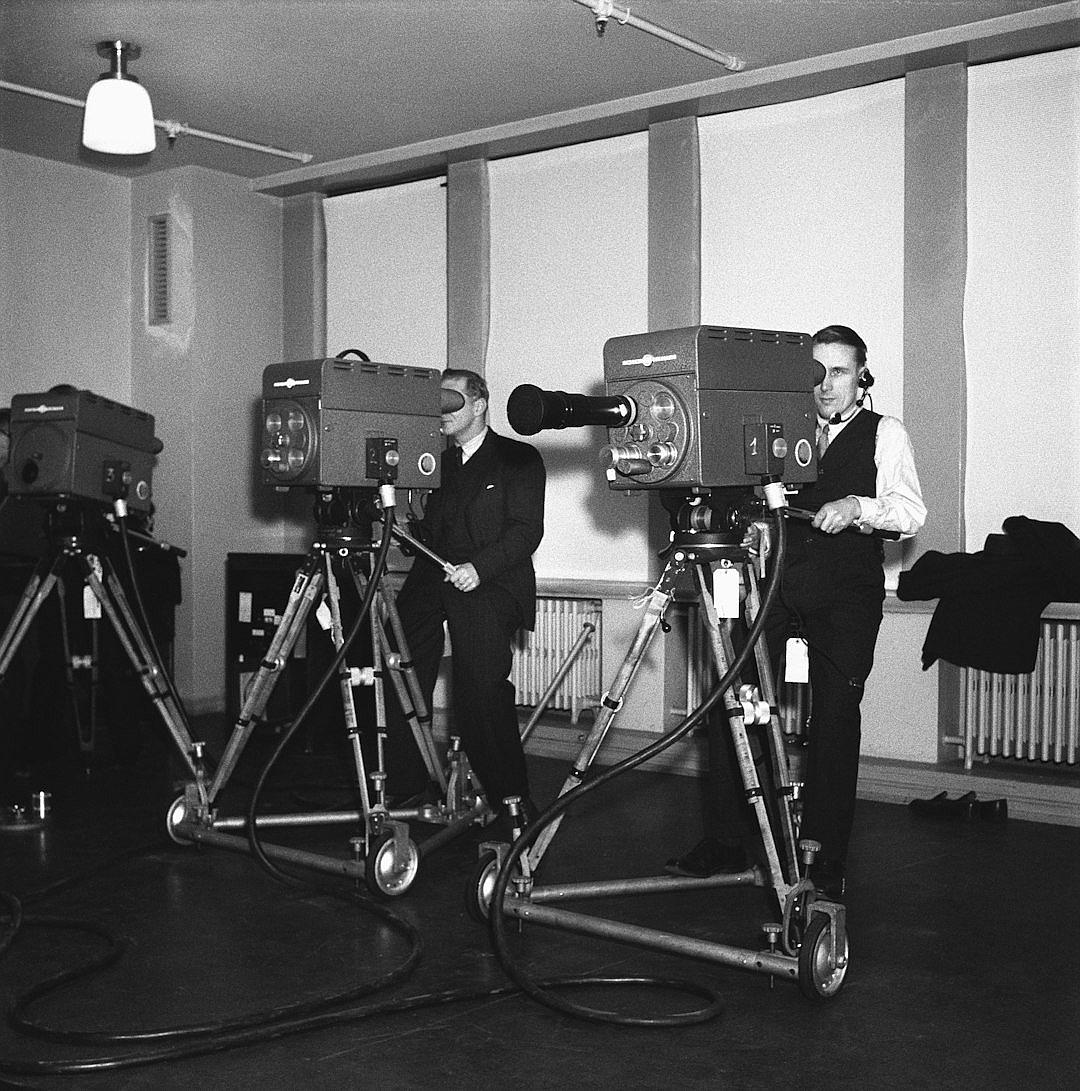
[365, 830, 420, 897]
[165, 795, 192, 845]
[465, 849, 501, 923]
[798, 913, 849, 1001]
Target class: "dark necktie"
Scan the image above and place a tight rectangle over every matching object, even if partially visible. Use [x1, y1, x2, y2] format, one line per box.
[817, 423, 830, 460]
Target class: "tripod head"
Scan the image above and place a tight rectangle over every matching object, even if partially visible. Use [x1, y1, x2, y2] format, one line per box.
[660, 487, 762, 563]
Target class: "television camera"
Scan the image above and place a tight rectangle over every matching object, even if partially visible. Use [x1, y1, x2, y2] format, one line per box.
[259, 356, 452, 492]
[507, 324, 821, 496]
[8, 387, 161, 512]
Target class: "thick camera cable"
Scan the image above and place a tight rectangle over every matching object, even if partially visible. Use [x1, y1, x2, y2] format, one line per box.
[487, 510, 789, 1027]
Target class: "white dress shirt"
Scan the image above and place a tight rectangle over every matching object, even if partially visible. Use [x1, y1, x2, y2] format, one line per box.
[457, 426, 489, 465]
[819, 409, 926, 538]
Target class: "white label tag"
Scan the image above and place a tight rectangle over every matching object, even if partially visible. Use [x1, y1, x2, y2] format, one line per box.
[713, 566, 740, 619]
[83, 584, 102, 620]
[785, 637, 809, 684]
[83, 557, 103, 619]
[315, 600, 333, 631]
[238, 591, 252, 623]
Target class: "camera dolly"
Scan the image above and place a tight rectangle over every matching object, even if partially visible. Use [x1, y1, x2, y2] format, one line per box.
[166, 492, 489, 897]
[471, 501, 849, 1001]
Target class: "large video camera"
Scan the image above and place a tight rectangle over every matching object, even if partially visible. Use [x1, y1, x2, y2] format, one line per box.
[508, 325, 819, 491]
[259, 357, 446, 491]
[8, 388, 160, 512]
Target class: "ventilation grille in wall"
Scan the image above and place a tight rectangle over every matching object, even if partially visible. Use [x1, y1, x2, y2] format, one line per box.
[148, 214, 170, 325]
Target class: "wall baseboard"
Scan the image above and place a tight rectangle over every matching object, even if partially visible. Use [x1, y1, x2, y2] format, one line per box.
[505, 715, 1080, 829]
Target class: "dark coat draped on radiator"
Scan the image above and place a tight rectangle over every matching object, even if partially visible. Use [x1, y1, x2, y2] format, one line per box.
[896, 516, 1080, 673]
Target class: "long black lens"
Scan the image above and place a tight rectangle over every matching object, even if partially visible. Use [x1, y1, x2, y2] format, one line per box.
[507, 385, 635, 436]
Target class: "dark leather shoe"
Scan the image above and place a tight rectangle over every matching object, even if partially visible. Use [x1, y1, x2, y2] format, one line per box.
[908, 790, 977, 819]
[977, 798, 1008, 822]
[811, 859, 846, 900]
[665, 838, 748, 878]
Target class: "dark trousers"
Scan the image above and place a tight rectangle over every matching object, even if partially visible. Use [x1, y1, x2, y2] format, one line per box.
[386, 572, 528, 808]
[707, 563, 883, 864]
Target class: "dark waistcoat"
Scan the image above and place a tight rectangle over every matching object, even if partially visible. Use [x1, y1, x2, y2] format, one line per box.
[788, 409, 884, 574]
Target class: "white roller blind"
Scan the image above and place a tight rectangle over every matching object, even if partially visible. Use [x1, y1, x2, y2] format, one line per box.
[700, 81, 905, 415]
[325, 178, 447, 369]
[488, 135, 650, 583]
[700, 82, 907, 584]
[965, 48, 1080, 551]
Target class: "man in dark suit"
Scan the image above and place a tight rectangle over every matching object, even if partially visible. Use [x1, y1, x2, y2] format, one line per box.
[386, 368, 546, 819]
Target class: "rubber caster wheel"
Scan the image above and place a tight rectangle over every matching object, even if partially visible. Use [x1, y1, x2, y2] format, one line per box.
[165, 795, 193, 845]
[465, 849, 501, 923]
[798, 912, 849, 1001]
[365, 830, 420, 897]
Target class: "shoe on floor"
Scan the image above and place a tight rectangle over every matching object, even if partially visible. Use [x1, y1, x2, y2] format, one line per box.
[664, 838, 748, 878]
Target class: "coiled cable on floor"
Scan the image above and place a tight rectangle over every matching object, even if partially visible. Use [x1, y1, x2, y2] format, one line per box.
[488, 510, 789, 1026]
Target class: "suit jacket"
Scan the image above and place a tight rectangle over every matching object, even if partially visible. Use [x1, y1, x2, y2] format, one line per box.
[408, 429, 545, 629]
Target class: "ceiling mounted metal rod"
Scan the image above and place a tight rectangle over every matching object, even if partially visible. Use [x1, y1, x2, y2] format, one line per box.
[572, 0, 745, 71]
[0, 80, 313, 163]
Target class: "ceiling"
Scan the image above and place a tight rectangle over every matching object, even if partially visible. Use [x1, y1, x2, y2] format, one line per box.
[1, 1, 1074, 185]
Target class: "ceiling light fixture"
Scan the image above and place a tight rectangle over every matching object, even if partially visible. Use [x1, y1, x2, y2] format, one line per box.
[81, 40, 157, 155]
[0, 72, 313, 165]
[575, 0, 745, 71]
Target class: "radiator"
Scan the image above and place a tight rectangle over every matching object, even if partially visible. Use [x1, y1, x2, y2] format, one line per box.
[960, 617, 1080, 770]
[512, 597, 602, 724]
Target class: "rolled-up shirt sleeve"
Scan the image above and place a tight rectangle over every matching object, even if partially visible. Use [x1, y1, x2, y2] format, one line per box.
[850, 416, 926, 538]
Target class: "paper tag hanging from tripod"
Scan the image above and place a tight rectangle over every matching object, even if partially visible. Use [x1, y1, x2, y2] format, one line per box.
[83, 557, 104, 620]
[713, 564, 740, 619]
[785, 636, 809, 683]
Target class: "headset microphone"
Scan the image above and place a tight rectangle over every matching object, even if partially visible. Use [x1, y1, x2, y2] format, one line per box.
[827, 368, 875, 425]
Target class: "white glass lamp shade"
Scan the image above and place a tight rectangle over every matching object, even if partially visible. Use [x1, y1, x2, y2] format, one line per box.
[82, 76, 156, 154]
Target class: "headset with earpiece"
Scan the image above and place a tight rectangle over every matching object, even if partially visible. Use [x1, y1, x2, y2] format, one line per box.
[828, 367, 875, 425]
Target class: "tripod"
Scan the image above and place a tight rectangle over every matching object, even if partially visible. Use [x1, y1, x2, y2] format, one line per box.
[167, 495, 489, 897]
[474, 506, 850, 1001]
[0, 500, 205, 804]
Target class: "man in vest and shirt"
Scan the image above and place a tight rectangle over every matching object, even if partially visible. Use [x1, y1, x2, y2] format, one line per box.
[386, 368, 546, 828]
[667, 325, 926, 898]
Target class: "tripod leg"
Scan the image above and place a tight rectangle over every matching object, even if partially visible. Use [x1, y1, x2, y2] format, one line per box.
[743, 564, 799, 883]
[371, 598, 448, 793]
[54, 579, 92, 764]
[527, 557, 682, 867]
[210, 554, 325, 800]
[80, 554, 200, 780]
[0, 551, 64, 679]
[694, 562, 787, 892]
[322, 553, 373, 820]
[373, 573, 448, 791]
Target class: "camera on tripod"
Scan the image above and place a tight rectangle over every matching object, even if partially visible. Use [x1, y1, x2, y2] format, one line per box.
[8, 388, 160, 513]
[507, 325, 820, 491]
[259, 357, 446, 491]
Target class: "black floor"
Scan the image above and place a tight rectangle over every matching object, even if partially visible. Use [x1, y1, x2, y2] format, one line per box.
[2, 723, 1079, 1090]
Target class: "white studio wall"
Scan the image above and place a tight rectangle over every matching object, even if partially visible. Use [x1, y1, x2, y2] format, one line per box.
[487, 134, 651, 584]
[325, 179, 448, 369]
[699, 80, 907, 584]
[965, 47, 1080, 552]
[0, 148, 133, 408]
